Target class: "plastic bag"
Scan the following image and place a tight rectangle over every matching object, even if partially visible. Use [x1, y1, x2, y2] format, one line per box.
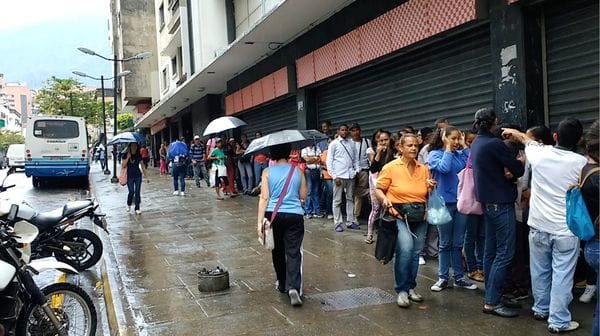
[258, 218, 275, 250]
[427, 188, 452, 225]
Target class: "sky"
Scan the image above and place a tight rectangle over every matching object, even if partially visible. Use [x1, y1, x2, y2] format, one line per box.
[0, 0, 113, 90]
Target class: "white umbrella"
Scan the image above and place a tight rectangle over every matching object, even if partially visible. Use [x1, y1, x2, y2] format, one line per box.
[203, 116, 247, 136]
[244, 129, 327, 156]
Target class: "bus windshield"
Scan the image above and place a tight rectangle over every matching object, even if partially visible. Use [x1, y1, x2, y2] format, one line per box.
[33, 120, 79, 139]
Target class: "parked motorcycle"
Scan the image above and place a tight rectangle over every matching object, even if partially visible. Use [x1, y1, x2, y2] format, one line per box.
[0, 168, 107, 272]
[0, 214, 97, 335]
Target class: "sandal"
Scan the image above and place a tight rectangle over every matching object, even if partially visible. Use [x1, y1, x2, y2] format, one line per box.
[216, 197, 225, 200]
[364, 234, 374, 244]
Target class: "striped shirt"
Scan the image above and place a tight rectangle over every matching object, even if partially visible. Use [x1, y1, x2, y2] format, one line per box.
[189, 144, 206, 162]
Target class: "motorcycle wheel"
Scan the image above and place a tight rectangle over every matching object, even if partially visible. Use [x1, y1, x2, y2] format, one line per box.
[16, 282, 97, 336]
[55, 229, 103, 271]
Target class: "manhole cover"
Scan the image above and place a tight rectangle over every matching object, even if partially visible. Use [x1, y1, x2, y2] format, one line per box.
[307, 287, 396, 311]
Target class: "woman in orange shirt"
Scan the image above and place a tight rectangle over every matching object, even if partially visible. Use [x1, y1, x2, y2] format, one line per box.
[375, 134, 436, 308]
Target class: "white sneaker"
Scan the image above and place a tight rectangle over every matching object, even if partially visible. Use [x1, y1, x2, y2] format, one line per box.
[327, 215, 334, 220]
[180, 191, 185, 196]
[419, 256, 426, 265]
[397, 291, 410, 308]
[288, 289, 302, 307]
[135, 210, 141, 215]
[126, 205, 131, 212]
[173, 191, 180, 196]
[548, 321, 579, 333]
[579, 285, 596, 303]
[408, 289, 423, 302]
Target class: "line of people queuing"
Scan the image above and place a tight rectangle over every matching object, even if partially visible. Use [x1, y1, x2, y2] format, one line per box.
[252, 109, 598, 335]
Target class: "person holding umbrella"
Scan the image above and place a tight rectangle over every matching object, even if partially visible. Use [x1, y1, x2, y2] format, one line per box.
[256, 143, 307, 306]
[122, 142, 149, 215]
[168, 137, 191, 196]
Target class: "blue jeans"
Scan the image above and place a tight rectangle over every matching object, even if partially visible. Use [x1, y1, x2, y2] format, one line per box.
[304, 169, 321, 215]
[437, 203, 467, 281]
[322, 179, 333, 216]
[172, 165, 187, 192]
[464, 214, 485, 273]
[529, 228, 579, 330]
[584, 239, 600, 335]
[253, 161, 268, 186]
[394, 219, 427, 293]
[126, 176, 142, 210]
[193, 162, 209, 187]
[483, 202, 516, 306]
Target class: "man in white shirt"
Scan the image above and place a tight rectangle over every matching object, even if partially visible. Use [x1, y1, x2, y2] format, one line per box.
[301, 144, 322, 218]
[350, 123, 371, 221]
[326, 124, 359, 232]
[503, 118, 587, 334]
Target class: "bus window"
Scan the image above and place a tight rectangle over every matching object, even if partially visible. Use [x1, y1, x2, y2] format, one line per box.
[34, 120, 79, 139]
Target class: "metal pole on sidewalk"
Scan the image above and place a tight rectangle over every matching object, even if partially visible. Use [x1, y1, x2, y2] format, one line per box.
[110, 56, 119, 183]
[101, 76, 110, 175]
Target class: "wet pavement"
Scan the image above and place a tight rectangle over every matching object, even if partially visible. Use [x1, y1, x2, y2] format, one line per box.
[89, 164, 595, 336]
[0, 167, 109, 335]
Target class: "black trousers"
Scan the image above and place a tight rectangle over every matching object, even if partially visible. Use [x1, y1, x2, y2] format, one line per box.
[265, 212, 304, 294]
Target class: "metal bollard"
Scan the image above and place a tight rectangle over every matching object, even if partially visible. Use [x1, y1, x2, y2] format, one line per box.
[197, 266, 230, 292]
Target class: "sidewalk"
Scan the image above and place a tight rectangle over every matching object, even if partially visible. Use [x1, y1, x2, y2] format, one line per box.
[90, 164, 594, 336]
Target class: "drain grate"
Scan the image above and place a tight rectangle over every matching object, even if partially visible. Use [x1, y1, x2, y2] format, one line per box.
[307, 287, 396, 311]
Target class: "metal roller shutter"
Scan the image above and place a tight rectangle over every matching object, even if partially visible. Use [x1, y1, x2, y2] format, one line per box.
[316, 26, 492, 136]
[545, 0, 599, 129]
[238, 96, 298, 136]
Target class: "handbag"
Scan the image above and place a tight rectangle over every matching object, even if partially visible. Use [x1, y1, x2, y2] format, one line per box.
[215, 164, 227, 177]
[374, 216, 398, 265]
[427, 187, 452, 225]
[566, 167, 600, 241]
[119, 166, 127, 186]
[259, 165, 296, 250]
[457, 155, 483, 215]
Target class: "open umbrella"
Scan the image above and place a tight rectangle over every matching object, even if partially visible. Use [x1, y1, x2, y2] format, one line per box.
[203, 116, 247, 136]
[107, 132, 145, 146]
[244, 129, 327, 156]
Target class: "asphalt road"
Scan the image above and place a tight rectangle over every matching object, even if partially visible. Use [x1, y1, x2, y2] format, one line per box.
[0, 167, 109, 335]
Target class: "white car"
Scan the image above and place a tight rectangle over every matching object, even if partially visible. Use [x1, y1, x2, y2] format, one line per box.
[6, 143, 25, 168]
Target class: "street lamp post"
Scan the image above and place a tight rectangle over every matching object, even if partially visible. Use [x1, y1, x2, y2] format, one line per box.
[72, 70, 131, 175]
[77, 47, 151, 183]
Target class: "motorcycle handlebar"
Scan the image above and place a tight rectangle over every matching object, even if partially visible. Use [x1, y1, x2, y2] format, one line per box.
[0, 184, 15, 192]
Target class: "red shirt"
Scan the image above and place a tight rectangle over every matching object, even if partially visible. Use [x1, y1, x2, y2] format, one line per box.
[140, 147, 149, 159]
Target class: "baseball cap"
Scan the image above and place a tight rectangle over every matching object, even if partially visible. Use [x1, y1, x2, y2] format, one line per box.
[194, 135, 200, 140]
[350, 123, 361, 130]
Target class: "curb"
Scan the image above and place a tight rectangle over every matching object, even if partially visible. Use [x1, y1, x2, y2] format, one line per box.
[89, 173, 121, 336]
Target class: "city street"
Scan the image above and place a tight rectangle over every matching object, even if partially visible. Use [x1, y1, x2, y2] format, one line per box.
[0, 167, 109, 335]
[87, 162, 594, 336]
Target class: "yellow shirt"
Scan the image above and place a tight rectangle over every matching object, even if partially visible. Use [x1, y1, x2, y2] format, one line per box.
[376, 158, 430, 204]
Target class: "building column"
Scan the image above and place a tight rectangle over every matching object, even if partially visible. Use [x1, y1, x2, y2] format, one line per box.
[489, 0, 544, 129]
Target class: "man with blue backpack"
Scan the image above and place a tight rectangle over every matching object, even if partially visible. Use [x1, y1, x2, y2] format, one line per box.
[503, 118, 587, 334]
[168, 137, 191, 196]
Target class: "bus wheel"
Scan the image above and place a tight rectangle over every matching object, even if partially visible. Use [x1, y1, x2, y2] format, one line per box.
[32, 176, 41, 188]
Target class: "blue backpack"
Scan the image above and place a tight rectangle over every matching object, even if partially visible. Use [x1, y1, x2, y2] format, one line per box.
[566, 167, 599, 241]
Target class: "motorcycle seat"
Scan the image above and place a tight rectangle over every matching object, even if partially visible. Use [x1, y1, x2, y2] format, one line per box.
[29, 208, 64, 230]
[62, 200, 93, 217]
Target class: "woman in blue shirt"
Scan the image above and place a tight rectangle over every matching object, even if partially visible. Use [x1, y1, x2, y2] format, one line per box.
[428, 126, 477, 292]
[256, 143, 307, 307]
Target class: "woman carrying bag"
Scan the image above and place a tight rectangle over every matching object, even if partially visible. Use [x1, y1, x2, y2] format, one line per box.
[121, 142, 149, 215]
[375, 134, 436, 308]
[256, 143, 307, 307]
[428, 126, 478, 292]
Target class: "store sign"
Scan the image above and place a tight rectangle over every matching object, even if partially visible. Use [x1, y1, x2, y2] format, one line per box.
[150, 119, 168, 135]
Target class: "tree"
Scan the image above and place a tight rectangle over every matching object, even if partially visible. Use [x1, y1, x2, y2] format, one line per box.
[34, 76, 112, 127]
[0, 131, 25, 151]
[117, 113, 134, 130]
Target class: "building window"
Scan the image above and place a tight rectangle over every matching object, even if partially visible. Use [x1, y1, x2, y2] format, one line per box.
[171, 56, 178, 78]
[161, 68, 169, 92]
[158, 3, 165, 30]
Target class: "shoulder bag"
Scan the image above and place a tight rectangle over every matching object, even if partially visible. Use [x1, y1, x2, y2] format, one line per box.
[566, 166, 600, 241]
[259, 165, 296, 250]
[457, 155, 483, 215]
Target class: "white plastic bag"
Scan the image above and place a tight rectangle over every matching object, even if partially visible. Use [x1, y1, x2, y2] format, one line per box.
[258, 218, 275, 250]
[427, 188, 452, 225]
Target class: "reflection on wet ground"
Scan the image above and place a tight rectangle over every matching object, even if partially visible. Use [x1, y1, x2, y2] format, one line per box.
[90, 165, 594, 336]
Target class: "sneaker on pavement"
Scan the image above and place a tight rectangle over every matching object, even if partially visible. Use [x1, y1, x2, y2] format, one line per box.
[419, 256, 426, 265]
[431, 279, 449, 292]
[408, 289, 423, 302]
[327, 215, 334, 220]
[454, 278, 478, 290]
[579, 285, 596, 303]
[548, 321, 579, 333]
[288, 289, 302, 307]
[305, 214, 313, 219]
[135, 210, 141, 215]
[533, 312, 548, 321]
[397, 291, 410, 308]
[173, 191, 180, 196]
[335, 224, 344, 232]
[346, 222, 360, 230]
[180, 191, 185, 196]
[126, 205, 131, 212]
[313, 214, 324, 218]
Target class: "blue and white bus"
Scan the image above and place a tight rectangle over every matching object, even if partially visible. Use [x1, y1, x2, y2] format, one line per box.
[24, 115, 90, 187]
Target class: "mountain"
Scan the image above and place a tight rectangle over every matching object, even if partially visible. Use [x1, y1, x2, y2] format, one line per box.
[0, 14, 112, 89]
